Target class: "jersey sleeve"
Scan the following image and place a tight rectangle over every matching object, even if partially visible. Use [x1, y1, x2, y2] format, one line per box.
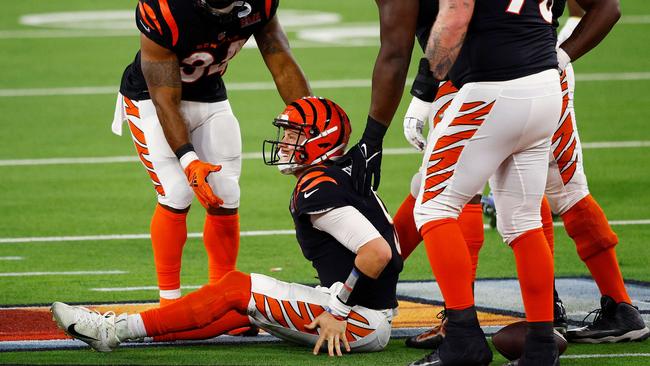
[293, 168, 348, 216]
[263, 0, 280, 20]
[135, 0, 178, 49]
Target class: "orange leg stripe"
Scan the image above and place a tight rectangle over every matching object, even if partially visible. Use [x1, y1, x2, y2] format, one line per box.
[347, 310, 370, 326]
[282, 300, 318, 334]
[253, 293, 270, 322]
[450, 102, 494, 127]
[424, 171, 453, 192]
[422, 187, 445, 204]
[552, 116, 574, 159]
[433, 100, 453, 127]
[123, 96, 140, 119]
[266, 297, 289, 328]
[435, 81, 459, 99]
[307, 303, 325, 319]
[427, 145, 463, 172]
[431, 131, 477, 153]
[346, 322, 374, 339]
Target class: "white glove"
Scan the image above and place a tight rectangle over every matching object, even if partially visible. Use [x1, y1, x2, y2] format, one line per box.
[403, 96, 431, 151]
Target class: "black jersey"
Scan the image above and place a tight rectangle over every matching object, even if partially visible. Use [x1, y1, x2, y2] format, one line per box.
[120, 0, 279, 102]
[289, 163, 403, 311]
[448, 0, 558, 87]
[415, 0, 439, 52]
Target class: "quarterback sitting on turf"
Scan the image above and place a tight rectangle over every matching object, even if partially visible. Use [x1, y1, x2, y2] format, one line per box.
[51, 97, 403, 356]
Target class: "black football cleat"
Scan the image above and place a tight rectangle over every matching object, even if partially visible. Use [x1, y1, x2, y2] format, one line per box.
[566, 295, 649, 343]
[405, 310, 447, 349]
[408, 307, 492, 366]
[553, 289, 568, 335]
[503, 322, 559, 366]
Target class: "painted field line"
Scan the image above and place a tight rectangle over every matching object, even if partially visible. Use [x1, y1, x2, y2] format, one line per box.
[561, 353, 650, 359]
[2, 220, 650, 245]
[0, 230, 295, 244]
[0, 270, 127, 277]
[91, 285, 201, 292]
[0, 256, 24, 260]
[2, 141, 649, 167]
[2, 71, 650, 98]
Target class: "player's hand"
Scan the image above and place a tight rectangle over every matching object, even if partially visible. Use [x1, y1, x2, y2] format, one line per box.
[184, 160, 224, 209]
[403, 96, 432, 151]
[347, 141, 382, 197]
[305, 312, 350, 356]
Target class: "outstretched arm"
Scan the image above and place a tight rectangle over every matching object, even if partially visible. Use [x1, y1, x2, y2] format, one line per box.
[255, 16, 312, 104]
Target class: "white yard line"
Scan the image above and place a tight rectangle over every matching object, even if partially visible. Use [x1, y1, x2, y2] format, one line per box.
[0, 270, 127, 277]
[0, 256, 24, 260]
[1, 141, 649, 167]
[90, 285, 201, 292]
[561, 353, 650, 359]
[2, 220, 650, 245]
[1, 71, 650, 98]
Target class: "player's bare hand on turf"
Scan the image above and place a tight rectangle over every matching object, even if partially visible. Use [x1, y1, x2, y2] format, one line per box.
[305, 312, 350, 356]
[184, 160, 224, 209]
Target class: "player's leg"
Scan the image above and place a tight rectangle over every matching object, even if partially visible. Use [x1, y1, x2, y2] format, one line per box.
[122, 95, 194, 306]
[50, 271, 252, 352]
[192, 100, 243, 284]
[545, 65, 648, 343]
[152, 310, 252, 341]
[246, 274, 392, 353]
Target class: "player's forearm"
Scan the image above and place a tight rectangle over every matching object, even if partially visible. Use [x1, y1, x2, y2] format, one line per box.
[559, 0, 620, 62]
[368, 49, 412, 126]
[141, 58, 190, 152]
[354, 238, 392, 279]
[425, 1, 473, 80]
[270, 57, 312, 104]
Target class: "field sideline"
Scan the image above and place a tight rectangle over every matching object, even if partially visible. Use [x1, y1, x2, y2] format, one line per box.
[1, 0, 649, 364]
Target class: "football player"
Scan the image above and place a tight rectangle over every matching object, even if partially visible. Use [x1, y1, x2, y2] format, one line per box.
[110, 0, 311, 318]
[53, 97, 403, 356]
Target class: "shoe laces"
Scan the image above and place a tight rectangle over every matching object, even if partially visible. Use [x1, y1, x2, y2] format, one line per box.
[436, 309, 447, 320]
[77, 307, 115, 328]
[580, 307, 603, 326]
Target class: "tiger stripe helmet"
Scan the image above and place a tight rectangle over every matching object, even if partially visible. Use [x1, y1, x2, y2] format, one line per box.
[263, 96, 351, 174]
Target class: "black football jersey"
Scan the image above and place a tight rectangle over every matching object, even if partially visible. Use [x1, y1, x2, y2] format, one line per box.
[448, 0, 558, 87]
[415, 0, 439, 52]
[120, 0, 279, 102]
[289, 163, 403, 311]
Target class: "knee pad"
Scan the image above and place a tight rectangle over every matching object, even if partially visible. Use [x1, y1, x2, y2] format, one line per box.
[207, 160, 241, 209]
[561, 195, 618, 261]
[158, 179, 194, 210]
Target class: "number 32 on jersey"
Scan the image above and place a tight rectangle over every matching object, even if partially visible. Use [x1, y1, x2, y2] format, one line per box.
[506, 0, 554, 23]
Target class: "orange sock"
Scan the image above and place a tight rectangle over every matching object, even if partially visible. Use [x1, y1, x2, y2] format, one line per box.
[458, 203, 484, 281]
[152, 310, 251, 341]
[421, 218, 474, 310]
[585, 248, 631, 304]
[511, 228, 554, 322]
[394, 194, 422, 260]
[540, 196, 554, 255]
[561, 195, 629, 303]
[141, 271, 251, 337]
[150, 204, 188, 301]
[204, 213, 240, 284]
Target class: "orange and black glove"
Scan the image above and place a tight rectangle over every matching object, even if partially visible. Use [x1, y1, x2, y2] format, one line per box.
[177, 144, 224, 209]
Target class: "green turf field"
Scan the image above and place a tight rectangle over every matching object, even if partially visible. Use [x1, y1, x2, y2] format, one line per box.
[1, 0, 649, 364]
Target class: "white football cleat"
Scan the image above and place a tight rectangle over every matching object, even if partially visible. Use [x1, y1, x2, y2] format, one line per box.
[51, 302, 121, 352]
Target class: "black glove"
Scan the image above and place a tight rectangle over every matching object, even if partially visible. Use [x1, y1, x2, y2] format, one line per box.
[347, 116, 388, 196]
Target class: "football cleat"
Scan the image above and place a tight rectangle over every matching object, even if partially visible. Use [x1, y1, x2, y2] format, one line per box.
[481, 192, 497, 228]
[566, 295, 650, 343]
[405, 310, 447, 349]
[51, 302, 121, 352]
[553, 289, 568, 335]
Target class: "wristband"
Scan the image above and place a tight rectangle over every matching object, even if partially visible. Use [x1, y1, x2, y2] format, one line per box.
[175, 143, 199, 170]
[326, 265, 369, 319]
[410, 58, 440, 103]
[362, 116, 388, 147]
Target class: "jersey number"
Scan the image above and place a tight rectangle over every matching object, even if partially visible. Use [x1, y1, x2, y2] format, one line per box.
[506, 0, 554, 23]
[180, 39, 247, 83]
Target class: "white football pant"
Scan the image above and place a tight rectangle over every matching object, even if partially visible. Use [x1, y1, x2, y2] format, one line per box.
[414, 70, 562, 244]
[112, 94, 242, 210]
[247, 273, 393, 353]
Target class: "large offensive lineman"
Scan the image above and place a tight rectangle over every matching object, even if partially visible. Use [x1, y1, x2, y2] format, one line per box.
[400, 0, 647, 349]
[54, 97, 403, 356]
[111, 0, 311, 313]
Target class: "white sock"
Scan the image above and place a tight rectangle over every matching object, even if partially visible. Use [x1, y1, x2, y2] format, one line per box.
[126, 314, 148, 339]
[159, 288, 182, 300]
